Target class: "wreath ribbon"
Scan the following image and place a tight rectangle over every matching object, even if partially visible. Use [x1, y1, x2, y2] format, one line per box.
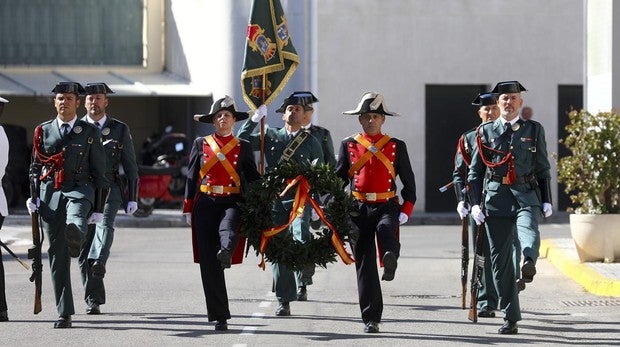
[257, 175, 354, 269]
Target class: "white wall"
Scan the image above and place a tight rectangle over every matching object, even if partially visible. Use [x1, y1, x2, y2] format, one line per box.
[316, 0, 584, 211]
[168, 0, 584, 211]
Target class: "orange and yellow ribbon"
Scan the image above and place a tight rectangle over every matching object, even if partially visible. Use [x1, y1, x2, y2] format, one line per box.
[257, 175, 355, 269]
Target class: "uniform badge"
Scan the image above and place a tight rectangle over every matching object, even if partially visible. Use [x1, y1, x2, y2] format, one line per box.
[73, 125, 82, 134]
[511, 123, 521, 131]
[102, 127, 111, 136]
[217, 152, 226, 161]
[369, 145, 378, 153]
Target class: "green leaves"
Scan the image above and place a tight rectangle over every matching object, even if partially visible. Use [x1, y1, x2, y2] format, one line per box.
[240, 161, 353, 271]
[557, 110, 620, 214]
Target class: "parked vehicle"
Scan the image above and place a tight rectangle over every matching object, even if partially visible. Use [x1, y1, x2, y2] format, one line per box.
[133, 126, 190, 217]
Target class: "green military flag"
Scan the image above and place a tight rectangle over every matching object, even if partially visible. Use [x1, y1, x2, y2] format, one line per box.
[241, 0, 298, 110]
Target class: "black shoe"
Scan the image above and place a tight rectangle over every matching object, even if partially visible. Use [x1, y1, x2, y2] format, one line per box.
[65, 223, 82, 258]
[91, 260, 106, 279]
[516, 278, 526, 292]
[498, 320, 518, 334]
[477, 306, 496, 318]
[364, 321, 379, 333]
[0, 310, 8, 322]
[54, 315, 72, 328]
[521, 259, 536, 283]
[297, 286, 308, 301]
[216, 249, 232, 269]
[275, 302, 290, 316]
[86, 302, 101, 315]
[214, 320, 228, 331]
[381, 251, 397, 281]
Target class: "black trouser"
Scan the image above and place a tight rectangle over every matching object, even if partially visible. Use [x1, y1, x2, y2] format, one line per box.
[0, 215, 7, 312]
[193, 195, 240, 322]
[349, 200, 400, 324]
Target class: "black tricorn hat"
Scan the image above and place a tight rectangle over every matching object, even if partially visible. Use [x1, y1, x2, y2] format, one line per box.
[275, 91, 318, 113]
[491, 81, 527, 94]
[193, 95, 249, 123]
[342, 92, 401, 117]
[471, 92, 498, 106]
[51, 82, 86, 95]
[0, 96, 8, 103]
[84, 83, 115, 95]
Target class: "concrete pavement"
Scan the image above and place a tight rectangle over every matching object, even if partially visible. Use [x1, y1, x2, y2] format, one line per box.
[0, 209, 619, 346]
[3, 208, 618, 298]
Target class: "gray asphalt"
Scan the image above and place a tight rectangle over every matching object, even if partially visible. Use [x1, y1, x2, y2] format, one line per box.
[1, 214, 619, 346]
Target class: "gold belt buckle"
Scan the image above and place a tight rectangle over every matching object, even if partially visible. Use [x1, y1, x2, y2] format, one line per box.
[501, 177, 509, 184]
[365, 192, 377, 201]
[212, 185, 224, 194]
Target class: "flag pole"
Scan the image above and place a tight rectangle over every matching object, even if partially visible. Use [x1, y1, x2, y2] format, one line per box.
[259, 73, 266, 174]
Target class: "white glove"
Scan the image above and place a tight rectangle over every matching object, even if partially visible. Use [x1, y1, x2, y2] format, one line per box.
[126, 201, 138, 214]
[185, 214, 192, 225]
[26, 197, 40, 215]
[88, 212, 104, 224]
[398, 212, 408, 225]
[251, 104, 267, 122]
[456, 201, 469, 219]
[470, 205, 485, 225]
[542, 203, 553, 218]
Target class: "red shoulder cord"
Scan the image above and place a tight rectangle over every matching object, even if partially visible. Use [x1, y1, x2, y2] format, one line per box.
[475, 129, 516, 185]
[32, 125, 65, 189]
[454, 135, 471, 178]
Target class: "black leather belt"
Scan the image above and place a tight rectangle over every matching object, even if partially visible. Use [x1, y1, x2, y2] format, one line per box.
[486, 173, 535, 185]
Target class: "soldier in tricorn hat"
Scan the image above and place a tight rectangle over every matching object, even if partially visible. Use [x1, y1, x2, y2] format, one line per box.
[335, 92, 417, 333]
[184, 96, 260, 331]
[78, 82, 139, 316]
[468, 81, 553, 334]
[26, 82, 109, 328]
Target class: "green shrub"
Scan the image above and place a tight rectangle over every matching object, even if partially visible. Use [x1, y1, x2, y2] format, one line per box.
[556, 110, 620, 214]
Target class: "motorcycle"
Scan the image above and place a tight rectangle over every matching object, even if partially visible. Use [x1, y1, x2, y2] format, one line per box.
[133, 126, 190, 217]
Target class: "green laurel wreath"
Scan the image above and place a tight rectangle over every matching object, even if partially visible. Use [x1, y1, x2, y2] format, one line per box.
[240, 161, 353, 271]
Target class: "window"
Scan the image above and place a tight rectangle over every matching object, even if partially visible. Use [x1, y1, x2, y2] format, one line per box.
[0, 0, 144, 66]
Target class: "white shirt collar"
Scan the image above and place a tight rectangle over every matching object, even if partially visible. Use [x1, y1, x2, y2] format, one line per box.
[58, 116, 77, 130]
[500, 116, 517, 127]
[86, 114, 107, 126]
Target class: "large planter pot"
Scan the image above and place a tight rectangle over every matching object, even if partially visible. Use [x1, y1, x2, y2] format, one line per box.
[569, 214, 620, 263]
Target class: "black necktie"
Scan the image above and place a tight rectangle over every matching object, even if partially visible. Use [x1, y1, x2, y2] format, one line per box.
[61, 123, 70, 137]
[94, 121, 101, 128]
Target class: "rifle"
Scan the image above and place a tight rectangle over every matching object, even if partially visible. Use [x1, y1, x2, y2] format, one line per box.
[460, 216, 469, 309]
[27, 173, 43, 314]
[468, 202, 486, 323]
[0, 239, 30, 270]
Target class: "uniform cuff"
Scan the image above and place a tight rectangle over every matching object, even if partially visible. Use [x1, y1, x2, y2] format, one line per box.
[182, 199, 193, 214]
[400, 201, 414, 217]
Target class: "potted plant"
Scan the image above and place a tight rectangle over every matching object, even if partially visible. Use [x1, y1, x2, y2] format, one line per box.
[556, 110, 620, 262]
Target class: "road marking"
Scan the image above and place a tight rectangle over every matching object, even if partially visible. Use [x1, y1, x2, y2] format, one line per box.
[240, 326, 257, 335]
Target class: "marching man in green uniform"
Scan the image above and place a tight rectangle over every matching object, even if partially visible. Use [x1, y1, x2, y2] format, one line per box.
[237, 94, 324, 316]
[79, 83, 139, 315]
[26, 82, 109, 328]
[286, 91, 337, 168]
[453, 92, 502, 318]
[468, 81, 553, 334]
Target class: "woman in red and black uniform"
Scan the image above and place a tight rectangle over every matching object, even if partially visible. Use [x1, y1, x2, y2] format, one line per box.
[183, 96, 260, 331]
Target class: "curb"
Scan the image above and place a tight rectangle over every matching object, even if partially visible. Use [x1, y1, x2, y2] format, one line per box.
[541, 239, 620, 297]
